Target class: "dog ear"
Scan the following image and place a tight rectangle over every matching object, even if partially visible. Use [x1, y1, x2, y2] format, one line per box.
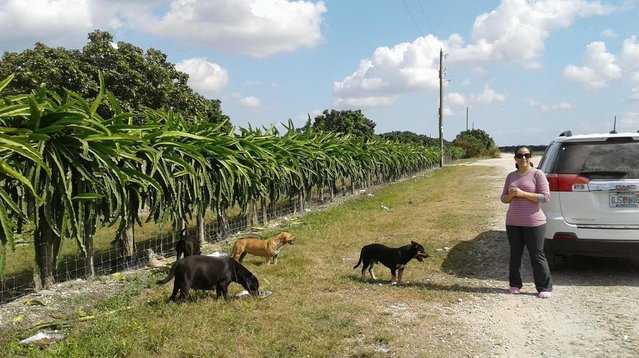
[411, 240, 418, 246]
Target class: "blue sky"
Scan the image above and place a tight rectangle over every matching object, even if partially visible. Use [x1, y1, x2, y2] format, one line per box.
[1, 0, 639, 145]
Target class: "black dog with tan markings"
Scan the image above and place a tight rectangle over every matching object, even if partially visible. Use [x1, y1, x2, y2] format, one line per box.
[157, 255, 259, 301]
[353, 241, 428, 284]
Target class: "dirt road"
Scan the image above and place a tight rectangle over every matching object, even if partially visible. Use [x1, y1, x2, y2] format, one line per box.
[455, 154, 639, 357]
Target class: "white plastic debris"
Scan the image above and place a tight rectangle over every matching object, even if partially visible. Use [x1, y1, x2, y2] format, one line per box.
[381, 204, 391, 211]
[235, 290, 272, 299]
[206, 251, 228, 258]
[19, 330, 65, 346]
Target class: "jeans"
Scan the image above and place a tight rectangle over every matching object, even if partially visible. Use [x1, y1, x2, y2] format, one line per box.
[506, 224, 553, 292]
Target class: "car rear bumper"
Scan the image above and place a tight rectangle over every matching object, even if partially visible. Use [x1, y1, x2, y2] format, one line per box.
[546, 215, 639, 240]
[545, 238, 639, 258]
[545, 216, 639, 258]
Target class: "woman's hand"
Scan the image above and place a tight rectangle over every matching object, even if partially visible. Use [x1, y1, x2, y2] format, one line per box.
[508, 187, 524, 198]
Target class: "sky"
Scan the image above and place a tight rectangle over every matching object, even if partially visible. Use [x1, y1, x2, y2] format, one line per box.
[1, 0, 639, 145]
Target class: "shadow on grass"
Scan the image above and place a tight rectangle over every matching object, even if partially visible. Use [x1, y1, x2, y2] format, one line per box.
[342, 273, 507, 295]
[441, 230, 639, 287]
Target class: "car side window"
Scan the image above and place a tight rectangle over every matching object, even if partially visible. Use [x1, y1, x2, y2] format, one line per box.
[539, 142, 560, 173]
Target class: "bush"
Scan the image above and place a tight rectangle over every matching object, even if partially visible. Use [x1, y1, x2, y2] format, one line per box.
[453, 129, 500, 158]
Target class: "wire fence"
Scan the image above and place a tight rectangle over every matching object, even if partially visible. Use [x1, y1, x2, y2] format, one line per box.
[0, 165, 442, 303]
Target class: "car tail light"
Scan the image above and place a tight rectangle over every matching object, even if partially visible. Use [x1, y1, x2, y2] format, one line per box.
[547, 174, 590, 192]
[553, 232, 578, 240]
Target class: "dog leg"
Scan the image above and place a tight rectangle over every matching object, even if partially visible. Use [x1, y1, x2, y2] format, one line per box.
[390, 269, 398, 285]
[221, 283, 229, 300]
[368, 263, 377, 280]
[238, 252, 247, 263]
[361, 263, 368, 280]
[398, 267, 405, 284]
[273, 254, 278, 265]
[170, 284, 179, 302]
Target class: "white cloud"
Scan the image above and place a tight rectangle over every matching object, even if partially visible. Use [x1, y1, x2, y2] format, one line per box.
[528, 98, 575, 112]
[443, 105, 455, 116]
[239, 96, 261, 108]
[620, 36, 639, 71]
[145, 0, 327, 57]
[175, 58, 229, 98]
[334, 0, 612, 105]
[335, 95, 397, 109]
[0, 0, 92, 51]
[446, 92, 467, 107]
[601, 28, 617, 38]
[333, 34, 445, 101]
[452, 0, 614, 65]
[563, 41, 621, 89]
[470, 85, 506, 104]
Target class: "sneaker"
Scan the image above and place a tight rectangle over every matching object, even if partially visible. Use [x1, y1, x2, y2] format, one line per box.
[537, 291, 552, 299]
[508, 287, 520, 294]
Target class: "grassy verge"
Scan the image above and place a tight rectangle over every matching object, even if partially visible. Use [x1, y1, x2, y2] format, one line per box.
[2, 164, 502, 357]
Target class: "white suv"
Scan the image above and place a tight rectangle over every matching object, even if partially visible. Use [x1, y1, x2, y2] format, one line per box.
[538, 130, 639, 261]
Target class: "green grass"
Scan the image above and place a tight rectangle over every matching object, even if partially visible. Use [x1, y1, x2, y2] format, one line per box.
[2, 165, 502, 357]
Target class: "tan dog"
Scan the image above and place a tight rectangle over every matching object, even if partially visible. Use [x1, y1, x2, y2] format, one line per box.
[231, 232, 295, 264]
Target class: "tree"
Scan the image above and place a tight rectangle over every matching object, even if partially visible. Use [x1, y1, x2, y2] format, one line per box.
[380, 131, 444, 146]
[0, 31, 229, 124]
[306, 109, 376, 137]
[453, 129, 500, 158]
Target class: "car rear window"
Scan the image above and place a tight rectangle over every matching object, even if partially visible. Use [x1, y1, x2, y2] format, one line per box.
[553, 140, 639, 179]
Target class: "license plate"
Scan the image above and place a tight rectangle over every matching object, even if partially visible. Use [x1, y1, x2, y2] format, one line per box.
[609, 192, 639, 208]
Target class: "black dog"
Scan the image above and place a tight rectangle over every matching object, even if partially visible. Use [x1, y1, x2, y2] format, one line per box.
[157, 256, 259, 301]
[353, 241, 428, 284]
[175, 228, 201, 259]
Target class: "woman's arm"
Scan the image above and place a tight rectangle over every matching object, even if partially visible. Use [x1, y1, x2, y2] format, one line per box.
[501, 193, 515, 203]
[510, 171, 552, 203]
[512, 190, 545, 203]
[500, 174, 514, 203]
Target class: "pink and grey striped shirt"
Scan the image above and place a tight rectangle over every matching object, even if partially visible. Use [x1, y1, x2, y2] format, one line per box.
[501, 169, 551, 227]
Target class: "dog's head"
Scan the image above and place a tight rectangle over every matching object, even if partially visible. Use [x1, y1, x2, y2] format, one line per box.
[274, 231, 296, 245]
[410, 241, 429, 262]
[232, 259, 260, 296]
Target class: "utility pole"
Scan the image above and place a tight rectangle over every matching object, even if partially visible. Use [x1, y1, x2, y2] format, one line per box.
[438, 48, 444, 167]
[466, 106, 469, 131]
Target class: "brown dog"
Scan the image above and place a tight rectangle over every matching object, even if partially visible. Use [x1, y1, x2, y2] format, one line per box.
[231, 232, 295, 264]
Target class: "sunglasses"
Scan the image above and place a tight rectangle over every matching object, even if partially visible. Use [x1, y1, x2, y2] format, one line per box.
[515, 153, 531, 159]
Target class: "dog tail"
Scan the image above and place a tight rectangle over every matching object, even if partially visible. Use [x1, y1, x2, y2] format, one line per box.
[353, 251, 363, 269]
[156, 262, 177, 285]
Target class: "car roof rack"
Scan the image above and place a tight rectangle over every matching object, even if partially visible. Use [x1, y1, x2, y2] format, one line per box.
[558, 130, 572, 137]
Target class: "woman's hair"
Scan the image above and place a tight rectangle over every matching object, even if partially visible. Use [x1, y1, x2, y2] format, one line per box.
[515, 146, 530, 155]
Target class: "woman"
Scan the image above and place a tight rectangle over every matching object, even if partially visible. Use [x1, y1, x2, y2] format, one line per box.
[500, 147, 553, 298]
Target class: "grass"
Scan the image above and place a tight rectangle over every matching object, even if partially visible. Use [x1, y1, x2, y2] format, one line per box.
[1, 164, 503, 357]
